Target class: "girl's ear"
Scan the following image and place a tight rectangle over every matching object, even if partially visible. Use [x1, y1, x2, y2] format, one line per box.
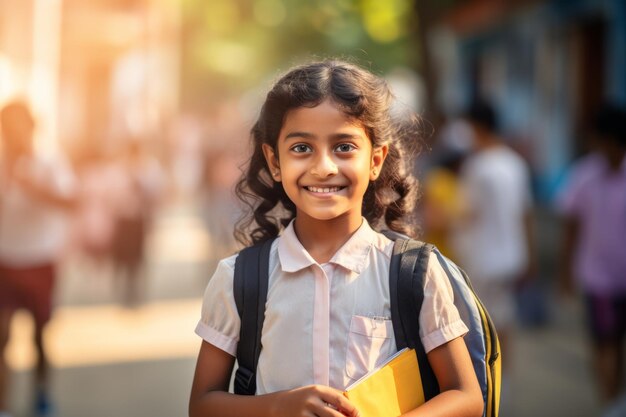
[262, 143, 281, 182]
[370, 144, 388, 181]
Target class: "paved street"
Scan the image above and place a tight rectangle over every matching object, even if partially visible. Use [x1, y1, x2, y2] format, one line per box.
[6, 202, 603, 417]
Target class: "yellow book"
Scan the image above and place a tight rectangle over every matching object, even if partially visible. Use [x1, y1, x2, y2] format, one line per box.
[343, 348, 425, 417]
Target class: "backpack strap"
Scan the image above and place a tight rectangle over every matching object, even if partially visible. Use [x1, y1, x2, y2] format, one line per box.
[233, 238, 274, 395]
[389, 238, 440, 401]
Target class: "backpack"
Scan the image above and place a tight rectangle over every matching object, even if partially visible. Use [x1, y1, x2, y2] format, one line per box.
[232, 237, 501, 417]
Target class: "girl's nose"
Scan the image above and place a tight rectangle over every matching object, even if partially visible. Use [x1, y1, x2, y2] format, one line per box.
[310, 152, 338, 177]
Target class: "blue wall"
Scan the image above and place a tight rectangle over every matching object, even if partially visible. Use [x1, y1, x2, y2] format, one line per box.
[442, 0, 626, 202]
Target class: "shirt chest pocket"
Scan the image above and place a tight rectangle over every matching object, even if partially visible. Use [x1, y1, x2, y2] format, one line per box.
[345, 315, 394, 381]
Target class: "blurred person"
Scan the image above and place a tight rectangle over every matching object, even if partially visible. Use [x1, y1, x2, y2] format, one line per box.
[421, 118, 473, 263]
[452, 99, 536, 377]
[108, 140, 164, 306]
[0, 101, 76, 417]
[200, 148, 242, 260]
[167, 114, 205, 199]
[70, 145, 119, 271]
[557, 103, 626, 410]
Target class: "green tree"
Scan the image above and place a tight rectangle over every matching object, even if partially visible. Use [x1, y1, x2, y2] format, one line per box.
[180, 0, 416, 109]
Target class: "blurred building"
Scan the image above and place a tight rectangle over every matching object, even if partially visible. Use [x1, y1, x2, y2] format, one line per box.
[430, 0, 626, 201]
[0, 0, 180, 156]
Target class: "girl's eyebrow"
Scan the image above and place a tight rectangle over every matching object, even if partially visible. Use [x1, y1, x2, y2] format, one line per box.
[331, 133, 366, 141]
[284, 131, 314, 140]
[284, 131, 365, 141]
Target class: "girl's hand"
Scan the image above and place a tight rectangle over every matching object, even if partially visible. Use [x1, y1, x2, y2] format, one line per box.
[272, 385, 360, 417]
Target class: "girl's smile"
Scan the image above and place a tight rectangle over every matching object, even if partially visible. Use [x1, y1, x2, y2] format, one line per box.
[304, 185, 346, 195]
[262, 99, 387, 230]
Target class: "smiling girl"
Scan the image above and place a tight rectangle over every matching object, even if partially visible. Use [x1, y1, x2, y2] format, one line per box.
[189, 60, 482, 417]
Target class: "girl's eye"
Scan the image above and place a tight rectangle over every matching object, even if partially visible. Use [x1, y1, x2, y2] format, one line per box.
[291, 144, 311, 153]
[335, 143, 356, 153]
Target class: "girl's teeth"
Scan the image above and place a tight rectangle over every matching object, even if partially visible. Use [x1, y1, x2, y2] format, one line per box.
[309, 186, 340, 193]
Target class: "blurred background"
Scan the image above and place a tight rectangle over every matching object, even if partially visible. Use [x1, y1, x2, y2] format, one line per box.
[0, 0, 625, 416]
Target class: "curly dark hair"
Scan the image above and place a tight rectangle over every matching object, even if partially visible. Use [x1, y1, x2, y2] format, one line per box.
[235, 59, 422, 246]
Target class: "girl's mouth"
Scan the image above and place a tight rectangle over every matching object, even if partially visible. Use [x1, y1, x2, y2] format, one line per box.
[305, 186, 345, 193]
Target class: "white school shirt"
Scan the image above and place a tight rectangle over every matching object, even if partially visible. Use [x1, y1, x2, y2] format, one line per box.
[453, 145, 532, 282]
[195, 219, 468, 393]
[0, 153, 75, 266]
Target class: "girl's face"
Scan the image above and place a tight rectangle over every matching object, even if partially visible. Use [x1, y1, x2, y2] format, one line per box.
[262, 99, 387, 228]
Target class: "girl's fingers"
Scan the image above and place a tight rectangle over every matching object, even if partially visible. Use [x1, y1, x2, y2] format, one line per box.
[318, 389, 360, 417]
[315, 403, 350, 417]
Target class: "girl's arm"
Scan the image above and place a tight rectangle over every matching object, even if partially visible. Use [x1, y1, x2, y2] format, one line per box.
[401, 337, 483, 417]
[189, 341, 360, 417]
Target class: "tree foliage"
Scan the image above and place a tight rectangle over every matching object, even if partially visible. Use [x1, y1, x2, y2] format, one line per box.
[180, 0, 416, 108]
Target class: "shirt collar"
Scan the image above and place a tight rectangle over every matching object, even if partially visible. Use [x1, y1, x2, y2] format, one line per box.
[277, 218, 390, 274]
[277, 221, 317, 273]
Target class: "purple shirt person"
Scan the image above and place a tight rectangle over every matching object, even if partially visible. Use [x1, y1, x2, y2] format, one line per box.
[557, 102, 626, 406]
[558, 153, 626, 295]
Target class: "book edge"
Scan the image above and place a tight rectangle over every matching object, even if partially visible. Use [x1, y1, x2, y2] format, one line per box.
[344, 347, 412, 391]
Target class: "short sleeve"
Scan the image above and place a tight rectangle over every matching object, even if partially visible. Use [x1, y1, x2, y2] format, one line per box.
[555, 156, 598, 218]
[195, 254, 240, 356]
[419, 252, 468, 353]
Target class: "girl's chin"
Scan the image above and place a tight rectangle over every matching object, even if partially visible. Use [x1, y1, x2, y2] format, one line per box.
[296, 210, 360, 224]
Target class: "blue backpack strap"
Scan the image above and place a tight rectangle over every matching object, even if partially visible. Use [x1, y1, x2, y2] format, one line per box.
[389, 238, 440, 401]
[433, 249, 500, 417]
[233, 238, 274, 395]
